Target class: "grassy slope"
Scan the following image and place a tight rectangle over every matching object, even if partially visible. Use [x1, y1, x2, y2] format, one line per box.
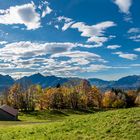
[0, 107, 140, 140]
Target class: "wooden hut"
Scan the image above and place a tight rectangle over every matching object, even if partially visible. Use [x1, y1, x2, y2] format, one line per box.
[0, 105, 18, 121]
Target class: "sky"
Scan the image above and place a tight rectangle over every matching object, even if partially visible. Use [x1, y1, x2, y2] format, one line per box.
[0, 0, 140, 80]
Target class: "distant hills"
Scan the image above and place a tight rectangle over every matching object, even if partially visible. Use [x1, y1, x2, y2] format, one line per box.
[88, 75, 140, 90]
[0, 73, 140, 93]
[0, 74, 14, 92]
[15, 73, 68, 89]
[0, 73, 88, 93]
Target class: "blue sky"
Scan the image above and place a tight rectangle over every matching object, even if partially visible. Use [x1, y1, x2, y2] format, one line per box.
[0, 0, 140, 80]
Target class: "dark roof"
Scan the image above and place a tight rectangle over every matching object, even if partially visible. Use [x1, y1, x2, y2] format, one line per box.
[0, 105, 18, 116]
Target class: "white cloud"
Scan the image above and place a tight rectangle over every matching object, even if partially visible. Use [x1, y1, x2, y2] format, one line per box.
[0, 44, 129, 78]
[87, 36, 108, 47]
[128, 28, 140, 42]
[129, 35, 140, 42]
[38, 55, 107, 77]
[0, 41, 97, 62]
[38, 1, 49, 9]
[128, 28, 140, 33]
[71, 21, 116, 37]
[54, 25, 59, 29]
[42, 6, 52, 18]
[2, 50, 106, 78]
[12, 25, 20, 29]
[0, 3, 41, 30]
[62, 21, 75, 31]
[38, 1, 52, 18]
[134, 48, 140, 52]
[71, 21, 116, 47]
[107, 45, 121, 49]
[57, 16, 72, 23]
[51, 51, 106, 63]
[0, 41, 8, 45]
[51, 51, 99, 59]
[84, 64, 129, 72]
[113, 0, 132, 14]
[0, 42, 77, 60]
[68, 58, 90, 65]
[0, 9, 6, 14]
[56, 17, 116, 46]
[0, 63, 14, 68]
[56, 16, 74, 31]
[86, 64, 111, 72]
[113, 51, 137, 60]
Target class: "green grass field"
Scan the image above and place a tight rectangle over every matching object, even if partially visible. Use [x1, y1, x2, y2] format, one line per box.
[0, 107, 140, 140]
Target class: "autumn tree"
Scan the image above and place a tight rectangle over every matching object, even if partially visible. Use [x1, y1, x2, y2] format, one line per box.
[126, 90, 137, 107]
[76, 80, 92, 94]
[35, 85, 46, 110]
[69, 90, 79, 109]
[7, 83, 24, 109]
[135, 93, 140, 106]
[112, 90, 126, 108]
[25, 85, 41, 111]
[79, 95, 88, 109]
[102, 91, 116, 108]
[102, 89, 126, 108]
[44, 87, 66, 109]
[87, 86, 102, 108]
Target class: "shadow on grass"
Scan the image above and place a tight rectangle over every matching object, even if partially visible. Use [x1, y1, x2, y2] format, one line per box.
[19, 108, 109, 122]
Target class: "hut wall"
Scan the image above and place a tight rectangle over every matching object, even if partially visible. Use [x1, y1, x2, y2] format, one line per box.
[0, 109, 17, 121]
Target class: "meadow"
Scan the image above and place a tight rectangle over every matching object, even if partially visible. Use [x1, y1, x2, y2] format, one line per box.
[0, 107, 139, 140]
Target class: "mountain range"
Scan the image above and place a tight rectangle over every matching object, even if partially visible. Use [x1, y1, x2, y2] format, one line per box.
[0, 74, 14, 92]
[88, 75, 140, 90]
[0, 73, 140, 93]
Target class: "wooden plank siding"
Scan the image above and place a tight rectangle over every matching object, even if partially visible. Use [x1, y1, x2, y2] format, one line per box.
[0, 108, 18, 121]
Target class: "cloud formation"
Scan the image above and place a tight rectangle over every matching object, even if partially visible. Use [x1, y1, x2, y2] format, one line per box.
[56, 16, 74, 31]
[0, 2, 52, 30]
[113, 0, 132, 14]
[51, 50, 106, 63]
[71, 21, 116, 47]
[113, 51, 137, 60]
[62, 21, 75, 31]
[0, 41, 7, 45]
[41, 6, 52, 18]
[0, 41, 84, 60]
[128, 28, 140, 42]
[0, 41, 109, 78]
[107, 45, 121, 49]
[56, 16, 116, 46]
[0, 3, 40, 30]
[0, 41, 97, 63]
[128, 28, 140, 33]
[134, 48, 140, 52]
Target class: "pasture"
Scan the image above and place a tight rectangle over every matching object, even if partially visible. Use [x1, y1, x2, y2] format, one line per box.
[0, 107, 139, 140]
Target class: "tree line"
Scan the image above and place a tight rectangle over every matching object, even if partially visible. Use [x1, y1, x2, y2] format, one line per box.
[0, 80, 140, 111]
